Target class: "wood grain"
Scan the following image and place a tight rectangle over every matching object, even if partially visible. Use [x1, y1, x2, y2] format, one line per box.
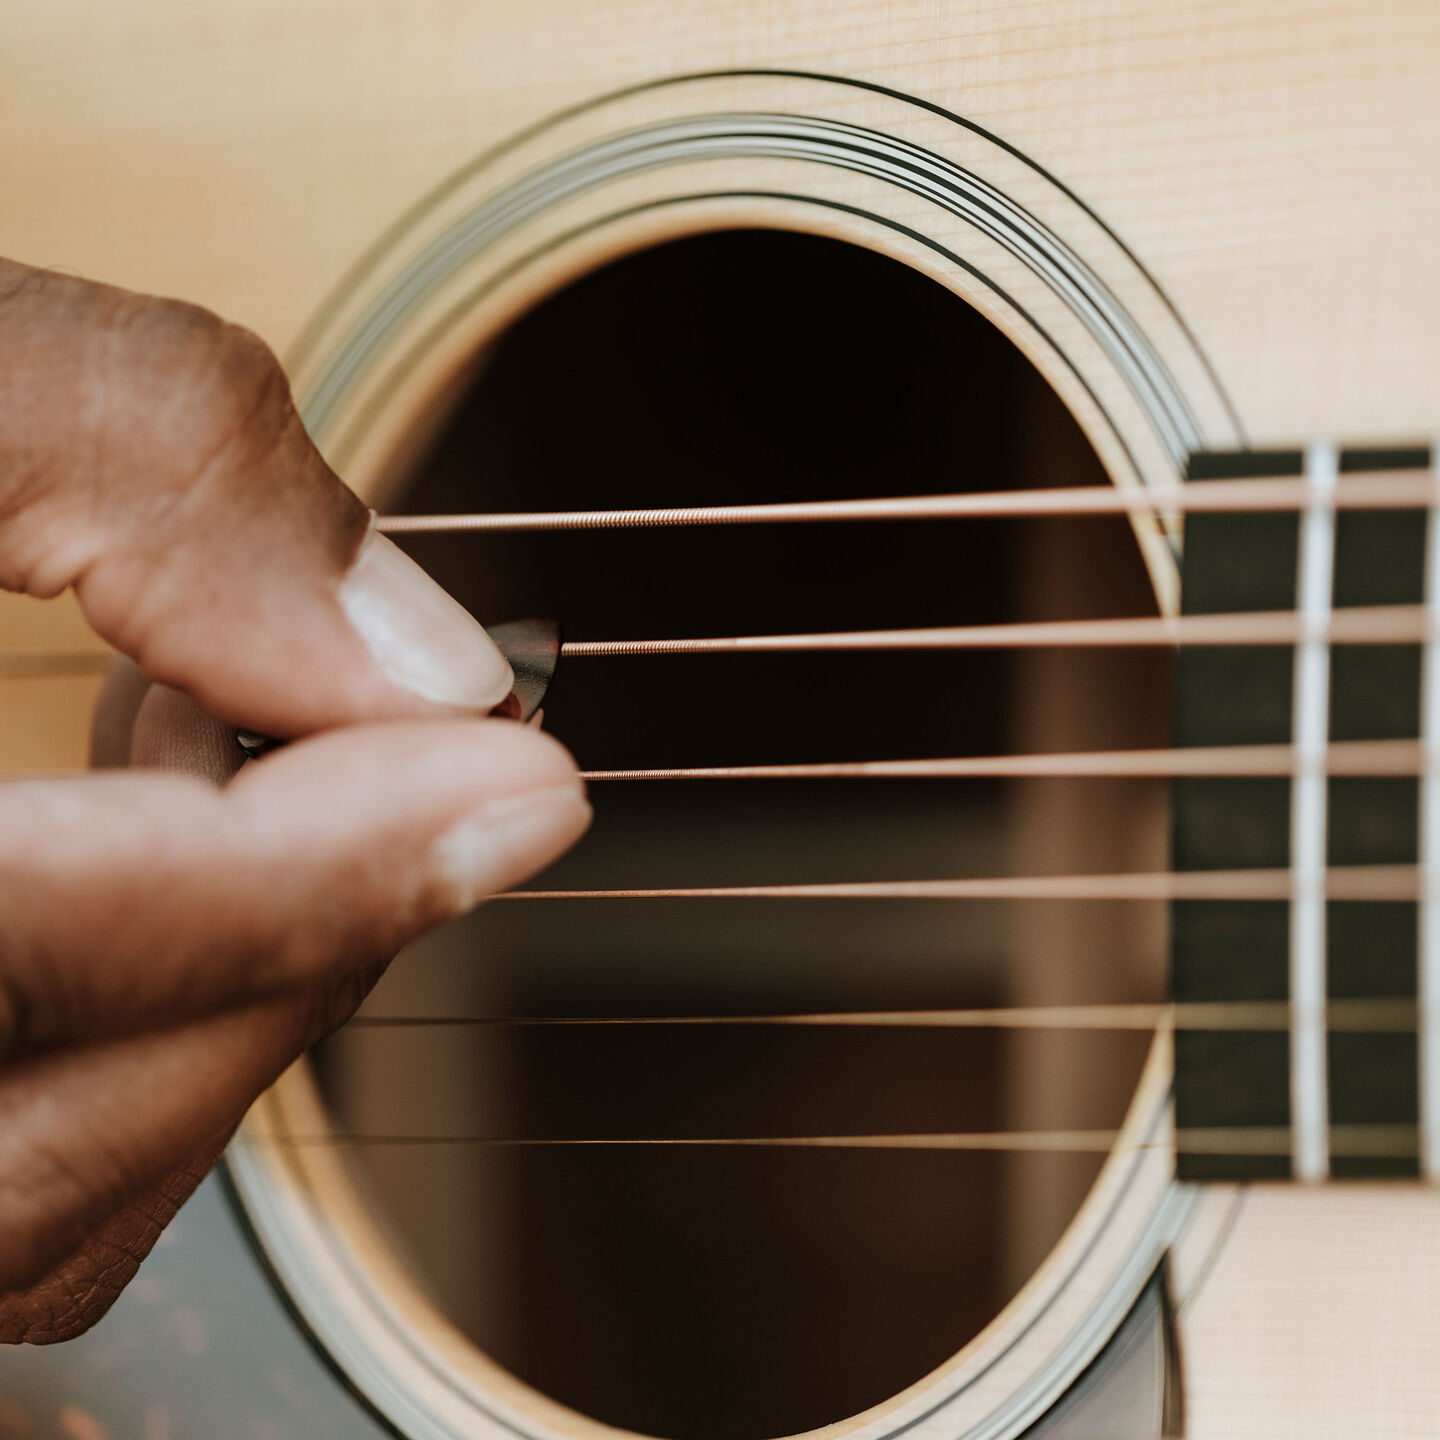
[0, 0, 1433, 432]
[0, 3, 1436, 1435]
[1183, 1186, 1440, 1438]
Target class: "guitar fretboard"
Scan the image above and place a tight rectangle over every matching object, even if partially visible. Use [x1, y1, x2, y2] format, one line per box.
[1174, 442, 1435, 1181]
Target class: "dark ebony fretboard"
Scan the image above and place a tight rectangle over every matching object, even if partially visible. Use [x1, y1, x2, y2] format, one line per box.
[1173, 442, 1434, 1182]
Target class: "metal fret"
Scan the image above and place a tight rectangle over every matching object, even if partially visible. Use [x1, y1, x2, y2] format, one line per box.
[1290, 442, 1338, 1180]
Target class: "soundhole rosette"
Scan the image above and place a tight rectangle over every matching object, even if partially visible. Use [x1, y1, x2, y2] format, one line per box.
[228, 70, 1237, 1440]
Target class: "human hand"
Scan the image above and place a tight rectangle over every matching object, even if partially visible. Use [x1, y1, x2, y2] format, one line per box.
[0, 260, 590, 1341]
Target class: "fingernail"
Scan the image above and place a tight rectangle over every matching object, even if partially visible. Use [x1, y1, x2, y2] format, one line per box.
[339, 529, 513, 709]
[429, 785, 591, 911]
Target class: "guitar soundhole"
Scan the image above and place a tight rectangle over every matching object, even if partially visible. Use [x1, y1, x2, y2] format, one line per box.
[311, 231, 1171, 1440]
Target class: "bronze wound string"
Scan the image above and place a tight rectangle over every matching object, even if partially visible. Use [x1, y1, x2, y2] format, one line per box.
[558, 607, 1431, 657]
[3, 608, 1431, 685]
[247, 1124, 1423, 1160]
[347, 999, 1416, 1033]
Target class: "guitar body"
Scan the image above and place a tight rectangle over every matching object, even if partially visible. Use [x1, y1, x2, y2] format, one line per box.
[0, 3, 1437, 1436]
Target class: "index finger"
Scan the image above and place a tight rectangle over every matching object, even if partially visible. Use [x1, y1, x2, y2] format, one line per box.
[0, 260, 512, 737]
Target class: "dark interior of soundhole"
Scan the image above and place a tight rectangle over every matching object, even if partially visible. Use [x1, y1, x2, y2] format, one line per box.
[311, 230, 1170, 1440]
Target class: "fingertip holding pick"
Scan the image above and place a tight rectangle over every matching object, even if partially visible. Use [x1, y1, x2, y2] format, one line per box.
[235, 728, 279, 759]
[234, 617, 563, 759]
[481, 619, 563, 724]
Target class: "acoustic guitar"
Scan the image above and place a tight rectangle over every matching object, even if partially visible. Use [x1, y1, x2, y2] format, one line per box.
[0, 4, 1436, 1438]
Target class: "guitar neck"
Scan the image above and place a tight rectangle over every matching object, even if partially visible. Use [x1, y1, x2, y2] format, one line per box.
[1174, 442, 1437, 1182]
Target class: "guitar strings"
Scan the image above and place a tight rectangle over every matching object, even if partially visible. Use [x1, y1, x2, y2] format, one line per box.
[6, 479, 1428, 1177]
[19, 473, 1434, 1147]
[578, 740, 1421, 780]
[293, 478, 1437, 1164]
[267, 989, 1426, 1157]
[245, 1124, 1423, 1159]
[10, 473, 1432, 678]
[0, 688, 1431, 785]
[558, 606, 1431, 657]
[323, 997, 1423, 1156]
[11, 606, 1432, 680]
[375, 471, 1432, 534]
[492, 865, 1418, 903]
[346, 998, 1416, 1032]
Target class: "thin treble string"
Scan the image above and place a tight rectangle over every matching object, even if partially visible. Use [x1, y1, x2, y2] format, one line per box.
[4, 610, 1434, 679]
[376, 471, 1434, 534]
[2, 606, 1428, 686]
[346, 998, 1417, 1033]
[558, 605, 1431, 657]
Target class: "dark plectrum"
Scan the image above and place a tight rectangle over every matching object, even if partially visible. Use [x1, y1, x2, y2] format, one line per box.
[234, 618, 563, 758]
[235, 728, 282, 759]
[486, 618, 562, 723]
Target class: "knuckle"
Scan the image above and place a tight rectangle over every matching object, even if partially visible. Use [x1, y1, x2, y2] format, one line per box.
[98, 298, 295, 504]
[202, 321, 291, 436]
[194, 323, 296, 464]
[128, 303, 294, 475]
